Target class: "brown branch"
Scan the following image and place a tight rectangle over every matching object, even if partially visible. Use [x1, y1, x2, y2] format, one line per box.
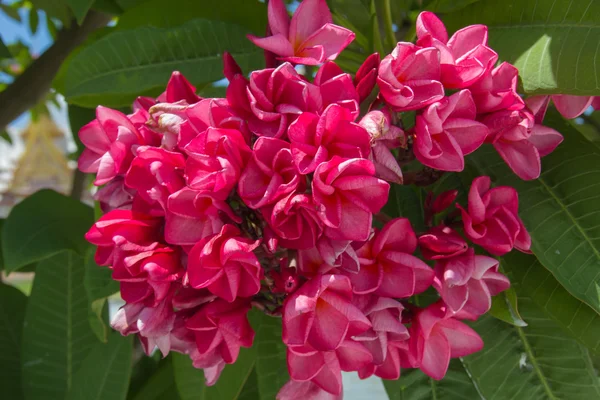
[0, 11, 112, 132]
[70, 168, 87, 200]
[403, 168, 445, 187]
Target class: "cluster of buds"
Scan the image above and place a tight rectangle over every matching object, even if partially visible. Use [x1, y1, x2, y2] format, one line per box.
[79, 1, 562, 398]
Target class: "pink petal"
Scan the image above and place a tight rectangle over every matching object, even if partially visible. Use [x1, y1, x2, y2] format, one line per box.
[299, 23, 355, 61]
[551, 95, 594, 119]
[439, 318, 484, 357]
[247, 34, 295, 57]
[416, 11, 448, 43]
[420, 332, 451, 380]
[290, 0, 333, 44]
[528, 124, 563, 157]
[447, 25, 488, 58]
[268, 0, 290, 37]
[494, 139, 541, 180]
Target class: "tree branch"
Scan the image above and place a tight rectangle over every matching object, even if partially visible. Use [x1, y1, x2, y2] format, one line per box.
[0, 11, 111, 132]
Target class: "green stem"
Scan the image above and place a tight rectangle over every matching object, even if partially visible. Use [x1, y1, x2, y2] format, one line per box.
[381, 0, 396, 50]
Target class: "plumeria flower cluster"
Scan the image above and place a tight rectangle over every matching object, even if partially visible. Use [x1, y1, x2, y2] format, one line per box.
[79, 1, 564, 399]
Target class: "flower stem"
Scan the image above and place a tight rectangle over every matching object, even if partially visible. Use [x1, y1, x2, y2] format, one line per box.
[381, 0, 397, 50]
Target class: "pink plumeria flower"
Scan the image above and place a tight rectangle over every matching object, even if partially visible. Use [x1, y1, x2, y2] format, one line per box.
[187, 225, 263, 302]
[416, 11, 498, 89]
[377, 42, 445, 111]
[282, 274, 371, 351]
[469, 62, 523, 114]
[286, 340, 373, 396]
[458, 176, 531, 256]
[349, 218, 434, 298]
[414, 90, 489, 172]
[483, 108, 563, 180]
[165, 188, 241, 246]
[277, 379, 342, 400]
[433, 248, 510, 317]
[247, 0, 355, 65]
[312, 157, 389, 241]
[185, 298, 255, 364]
[288, 104, 371, 174]
[409, 301, 484, 380]
[238, 137, 305, 208]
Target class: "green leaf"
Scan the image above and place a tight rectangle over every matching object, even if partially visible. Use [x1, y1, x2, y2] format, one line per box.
[67, 0, 95, 24]
[382, 184, 426, 233]
[1, 4, 22, 22]
[88, 298, 109, 343]
[254, 314, 288, 399]
[117, 0, 266, 33]
[0, 36, 11, 58]
[461, 298, 600, 399]
[67, 333, 132, 400]
[84, 249, 119, 301]
[425, 0, 481, 13]
[0, 283, 27, 400]
[30, 0, 73, 25]
[21, 251, 97, 400]
[68, 104, 96, 156]
[172, 353, 206, 400]
[92, 0, 123, 14]
[65, 18, 264, 107]
[488, 286, 527, 327]
[1, 130, 13, 144]
[2, 189, 94, 273]
[384, 359, 483, 400]
[172, 346, 257, 400]
[84, 248, 118, 343]
[465, 110, 600, 314]
[28, 8, 39, 35]
[237, 369, 259, 400]
[443, 0, 600, 95]
[502, 251, 600, 354]
[131, 358, 181, 400]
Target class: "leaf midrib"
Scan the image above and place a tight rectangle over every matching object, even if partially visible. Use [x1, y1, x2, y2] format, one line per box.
[515, 325, 557, 400]
[535, 174, 600, 272]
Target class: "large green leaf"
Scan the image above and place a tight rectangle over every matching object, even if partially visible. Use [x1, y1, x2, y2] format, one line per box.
[384, 359, 482, 400]
[67, 333, 133, 400]
[465, 110, 600, 314]
[117, 0, 266, 33]
[83, 248, 118, 343]
[502, 252, 600, 354]
[443, 0, 600, 95]
[84, 249, 119, 302]
[254, 314, 288, 399]
[0, 283, 27, 400]
[67, 0, 95, 24]
[2, 190, 94, 273]
[462, 298, 600, 399]
[387, 295, 600, 399]
[172, 346, 257, 400]
[64, 19, 264, 107]
[21, 251, 97, 400]
[425, 0, 481, 13]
